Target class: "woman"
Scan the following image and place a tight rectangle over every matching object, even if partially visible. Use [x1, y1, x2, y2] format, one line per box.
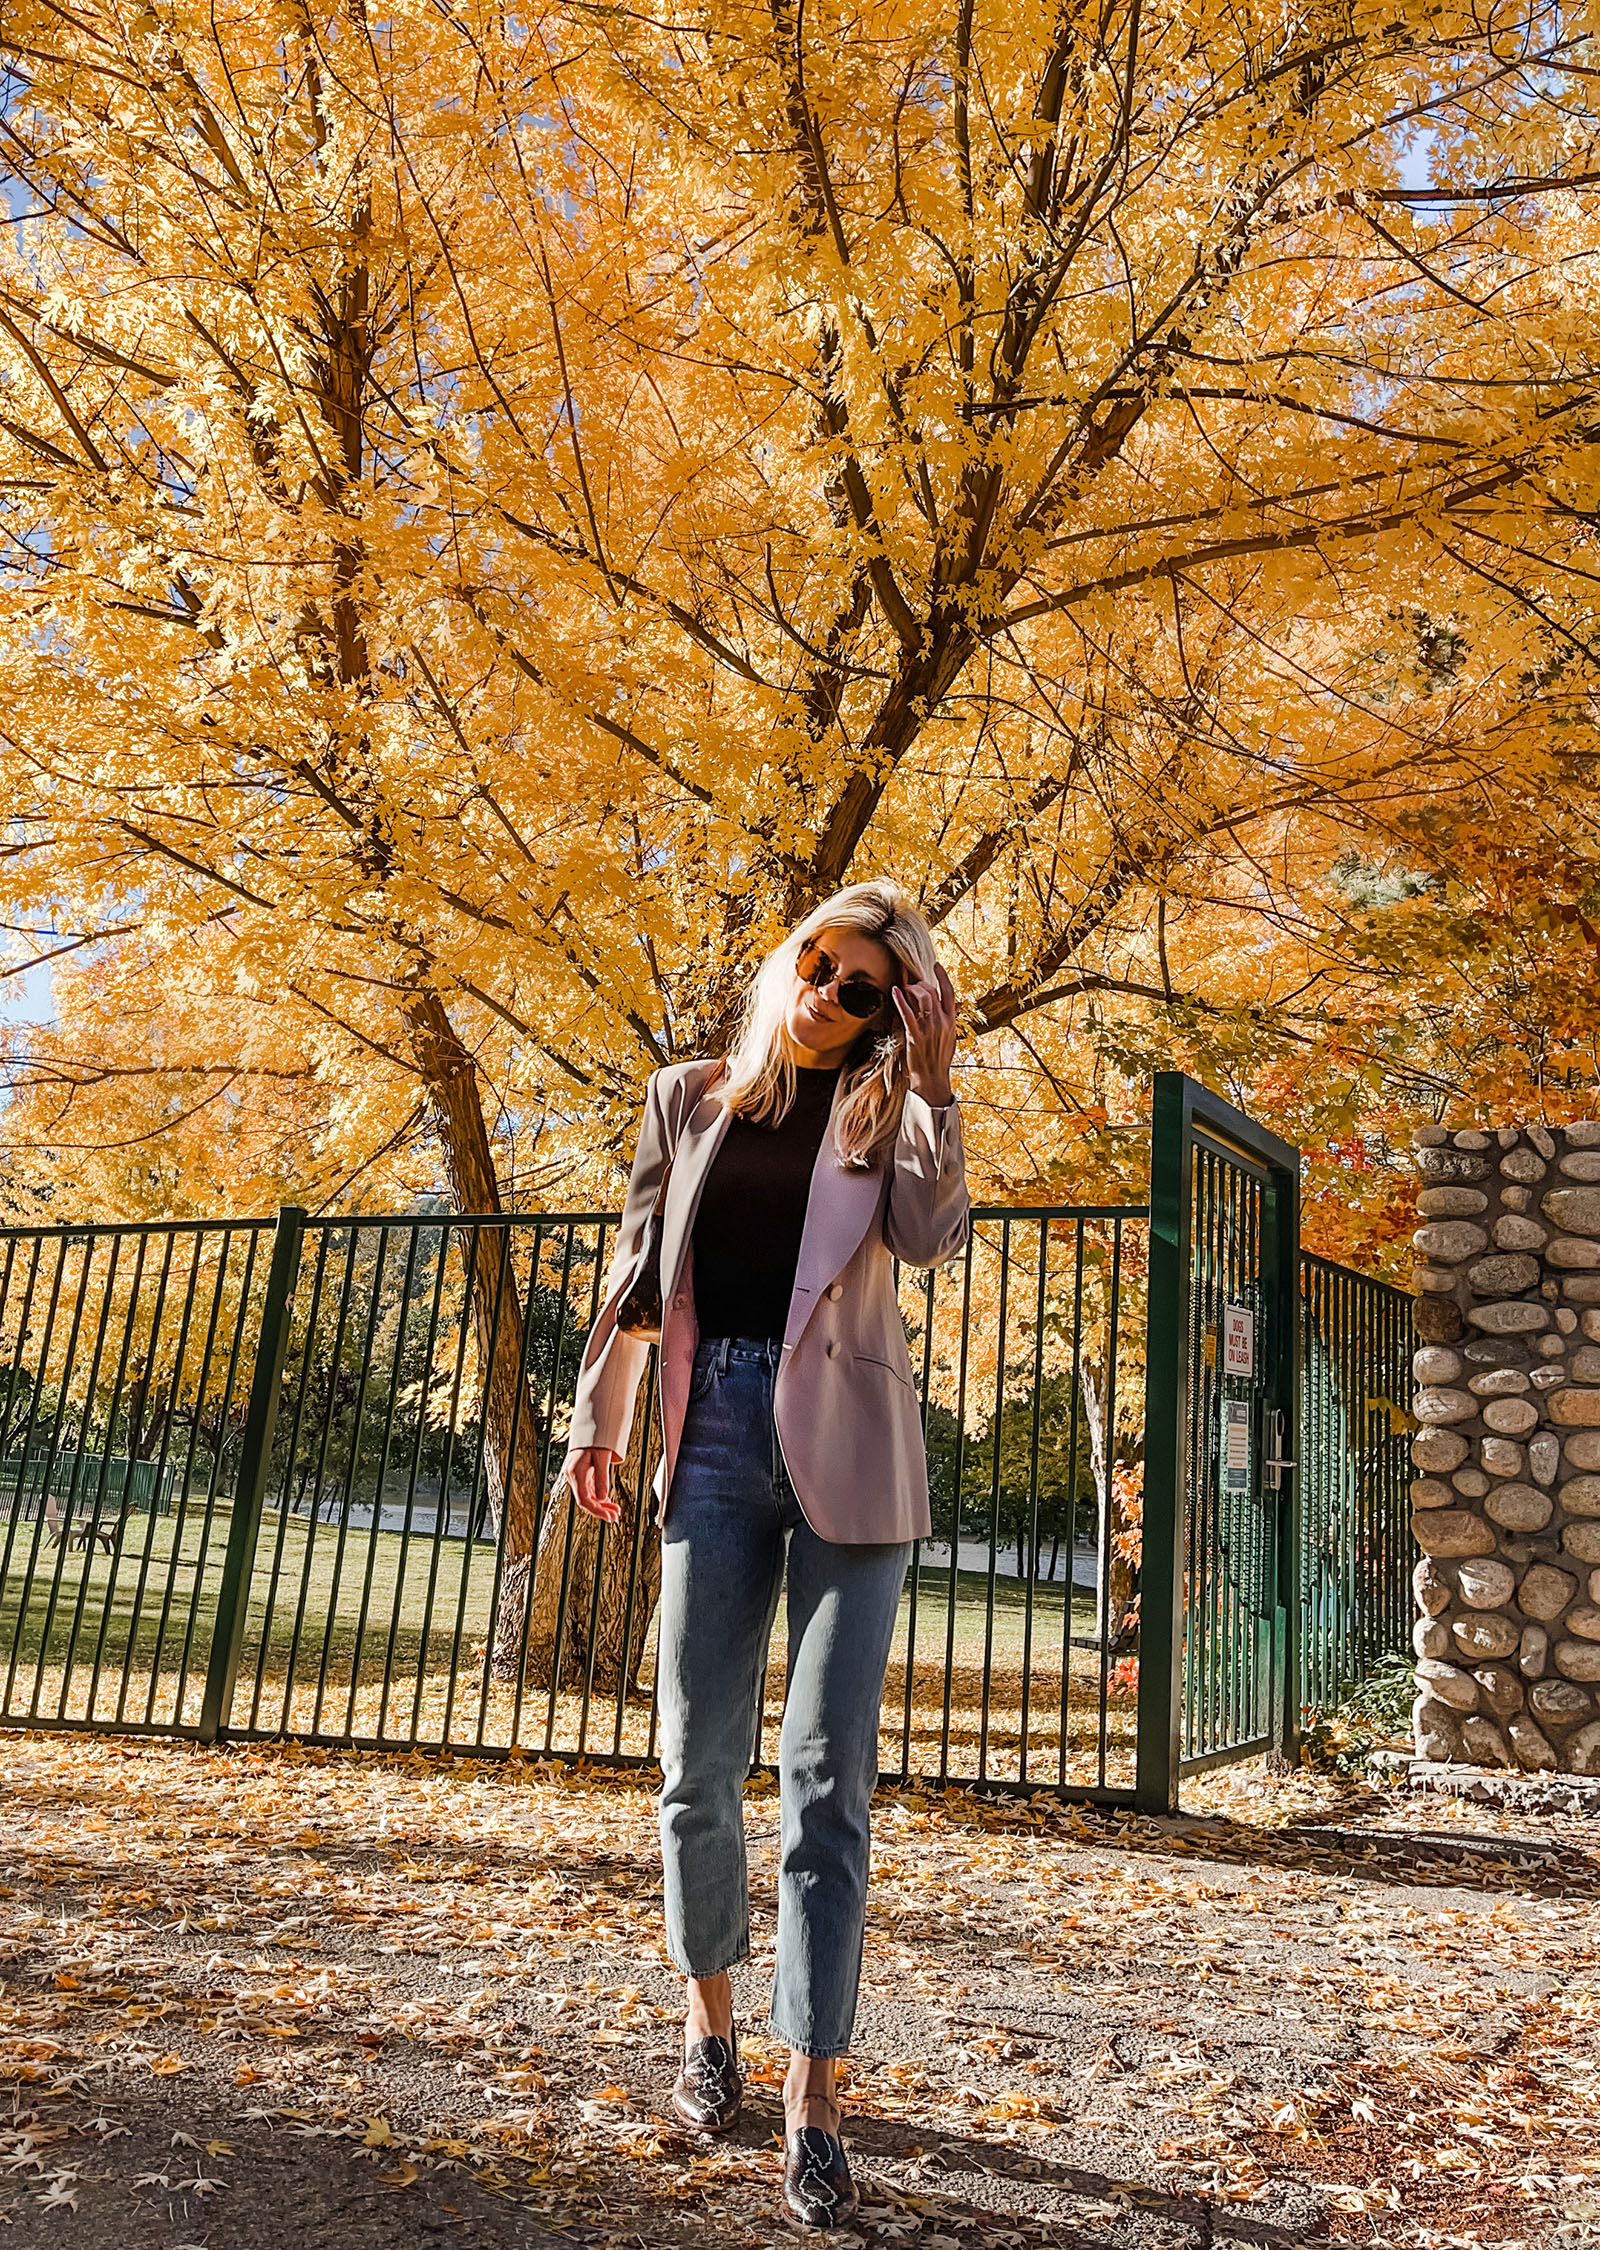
[562, 881, 968, 2233]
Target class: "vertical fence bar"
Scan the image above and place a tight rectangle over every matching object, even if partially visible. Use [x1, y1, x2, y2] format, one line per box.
[198, 1207, 306, 1743]
[81, 1233, 157, 1721]
[976, 1218, 1010, 1783]
[142, 1233, 231, 1726]
[376, 1220, 450, 1743]
[411, 1223, 480, 1746]
[899, 1263, 938, 1783]
[938, 1230, 976, 1784]
[510, 1219, 591, 1756]
[49, 1235, 123, 1717]
[110, 1232, 180, 1725]
[280, 1225, 361, 1728]
[1097, 1217, 1127, 1790]
[1137, 1075, 1191, 1814]
[308, 1224, 389, 1737]
[9, 1240, 94, 1711]
[135, 1233, 208, 1725]
[344, 1223, 419, 1741]
[1264, 1126, 1301, 1769]
[1056, 1218, 1087, 1788]
[246, 1219, 332, 1732]
[439, 1223, 505, 1747]
[471, 1229, 538, 1750]
[2, 1242, 75, 1713]
[172, 1227, 263, 1723]
[1298, 1259, 1317, 1711]
[1016, 1218, 1050, 1786]
[0, 1239, 44, 1620]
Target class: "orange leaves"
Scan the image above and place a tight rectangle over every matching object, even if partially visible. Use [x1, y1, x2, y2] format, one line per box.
[1110, 1460, 1144, 1569]
[3, 1730, 1599, 2248]
[4, 0, 1599, 1223]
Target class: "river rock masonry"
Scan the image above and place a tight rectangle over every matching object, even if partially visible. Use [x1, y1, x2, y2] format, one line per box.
[1411, 1125, 1600, 1776]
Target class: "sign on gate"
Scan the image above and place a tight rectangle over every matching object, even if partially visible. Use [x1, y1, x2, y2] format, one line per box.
[1223, 1303, 1255, 1376]
[1222, 1398, 1252, 1493]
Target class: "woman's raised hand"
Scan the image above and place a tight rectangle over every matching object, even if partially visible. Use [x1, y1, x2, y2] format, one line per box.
[892, 961, 958, 1108]
[566, 1446, 623, 1524]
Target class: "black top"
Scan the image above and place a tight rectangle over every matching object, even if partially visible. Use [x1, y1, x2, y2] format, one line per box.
[692, 1067, 843, 1340]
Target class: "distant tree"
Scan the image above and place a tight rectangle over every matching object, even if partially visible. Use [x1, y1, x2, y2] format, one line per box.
[951, 1371, 1094, 1582]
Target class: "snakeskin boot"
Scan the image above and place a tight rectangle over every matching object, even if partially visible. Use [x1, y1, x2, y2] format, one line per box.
[670, 2027, 742, 2133]
[781, 2110, 858, 2231]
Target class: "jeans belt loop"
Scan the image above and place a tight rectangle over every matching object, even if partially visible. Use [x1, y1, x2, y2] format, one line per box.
[715, 1334, 731, 1376]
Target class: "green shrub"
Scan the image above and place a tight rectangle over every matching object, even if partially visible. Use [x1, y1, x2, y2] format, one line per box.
[1300, 1653, 1413, 1775]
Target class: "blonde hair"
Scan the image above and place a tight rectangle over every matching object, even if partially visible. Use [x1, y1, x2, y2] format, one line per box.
[716, 881, 940, 1169]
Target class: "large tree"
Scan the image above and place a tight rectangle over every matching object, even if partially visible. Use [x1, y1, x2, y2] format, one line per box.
[3, 0, 1598, 1643]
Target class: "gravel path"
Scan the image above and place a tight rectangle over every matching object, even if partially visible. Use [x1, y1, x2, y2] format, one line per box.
[2, 1737, 1597, 2248]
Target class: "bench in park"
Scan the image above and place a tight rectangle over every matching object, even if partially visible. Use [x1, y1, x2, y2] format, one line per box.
[0, 1451, 180, 1550]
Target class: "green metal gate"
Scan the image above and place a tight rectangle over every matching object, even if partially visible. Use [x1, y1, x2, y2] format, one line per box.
[2, 1076, 1414, 1808]
[1138, 1074, 1302, 1811]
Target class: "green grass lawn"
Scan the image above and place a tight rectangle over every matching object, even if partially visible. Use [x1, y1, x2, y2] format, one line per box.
[0, 1497, 1127, 1782]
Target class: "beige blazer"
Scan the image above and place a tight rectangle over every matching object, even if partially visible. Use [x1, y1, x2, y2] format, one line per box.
[563, 1059, 970, 1544]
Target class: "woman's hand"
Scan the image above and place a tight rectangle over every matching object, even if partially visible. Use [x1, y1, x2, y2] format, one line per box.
[565, 1446, 623, 1524]
[893, 961, 958, 1108]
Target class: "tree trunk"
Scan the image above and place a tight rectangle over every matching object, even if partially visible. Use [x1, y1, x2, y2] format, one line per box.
[403, 985, 658, 1689]
[516, 1369, 662, 1695]
[1081, 1354, 1140, 1655]
[1107, 1477, 1142, 1655]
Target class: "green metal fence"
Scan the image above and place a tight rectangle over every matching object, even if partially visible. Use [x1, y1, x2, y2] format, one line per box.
[0, 1088, 1415, 1803]
[0, 1204, 1150, 1797]
[0, 1221, 272, 1734]
[1299, 1252, 1413, 1711]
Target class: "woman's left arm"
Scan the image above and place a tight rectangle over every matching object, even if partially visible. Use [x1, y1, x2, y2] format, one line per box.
[885, 963, 971, 1267]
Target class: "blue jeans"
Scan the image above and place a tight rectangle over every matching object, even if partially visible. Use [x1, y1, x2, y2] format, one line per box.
[656, 1336, 911, 2058]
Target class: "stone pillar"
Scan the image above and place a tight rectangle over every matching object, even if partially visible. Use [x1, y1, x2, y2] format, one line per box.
[1410, 1125, 1600, 1775]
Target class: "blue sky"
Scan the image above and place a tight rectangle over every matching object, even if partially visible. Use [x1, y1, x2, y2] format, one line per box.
[0, 958, 55, 1029]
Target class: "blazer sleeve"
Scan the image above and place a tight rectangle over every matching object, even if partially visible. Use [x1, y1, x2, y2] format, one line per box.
[884, 1089, 971, 1268]
[563, 1070, 672, 1461]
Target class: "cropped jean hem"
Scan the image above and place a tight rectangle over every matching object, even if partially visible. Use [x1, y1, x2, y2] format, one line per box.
[667, 1941, 751, 1979]
[767, 2016, 851, 2060]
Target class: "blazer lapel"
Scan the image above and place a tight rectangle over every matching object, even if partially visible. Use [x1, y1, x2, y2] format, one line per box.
[659, 1066, 732, 1311]
[784, 1077, 886, 1349]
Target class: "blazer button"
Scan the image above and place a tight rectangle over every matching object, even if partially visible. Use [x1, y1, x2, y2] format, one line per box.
[827, 1283, 843, 1301]
[825, 1340, 839, 1358]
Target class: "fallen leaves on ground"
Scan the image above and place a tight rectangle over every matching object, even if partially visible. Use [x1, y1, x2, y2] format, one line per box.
[0, 1734, 1596, 2247]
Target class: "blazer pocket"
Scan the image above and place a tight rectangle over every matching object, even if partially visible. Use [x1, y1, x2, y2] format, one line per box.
[853, 1351, 917, 1393]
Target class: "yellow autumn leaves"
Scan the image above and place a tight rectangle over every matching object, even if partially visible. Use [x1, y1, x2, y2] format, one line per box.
[0, 0, 1597, 1231]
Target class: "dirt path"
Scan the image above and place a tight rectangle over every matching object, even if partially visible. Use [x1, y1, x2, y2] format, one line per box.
[1, 1736, 1596, 2248]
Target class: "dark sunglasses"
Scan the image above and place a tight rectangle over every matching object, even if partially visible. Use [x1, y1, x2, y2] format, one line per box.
[797, 941, 893, 1020]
